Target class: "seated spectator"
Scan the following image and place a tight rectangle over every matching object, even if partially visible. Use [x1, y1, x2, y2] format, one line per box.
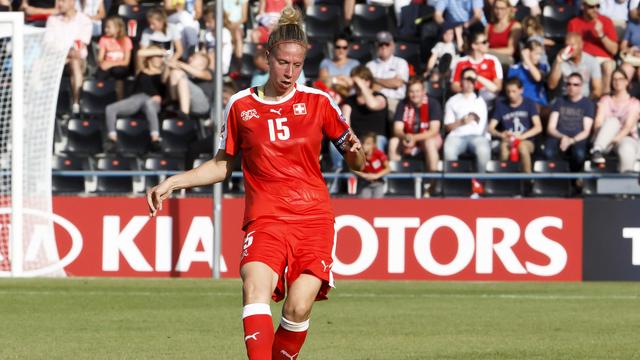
[548, 33, 603, 99]
[520, 15, 551, 67]
[434, 0, 485, 33]
[318, 34, 359, 96]
[75, 0, 105, 36]
[443, 67, 491, 173]
[203, 5, 233, 74]
[590, 68, 640, 172]
[104, 46, 168, 153]
[223, 0, 248, 61]
[166, 52, 213, 118]
[342, 65, 388, 150]
[22, 0, 56, 26]
[138, 7, 184, 70]
[96, 16, 133, 100]
[165, 0, 203, 57]
[599, 0, 639, 35]
[250, 48, 306, 87]
[45, 0, 92, 114]
[388, 78, 442, 172]
[352, 132, 391, 199]
[252, 0, 291, 44]
[545, 72, 595, 172]
[451, 31, 503, 108]
[425, 23, 460, 75]
[620, 10, 640, 77]
[366, 31, 409, 118]
[568, 0, 618, 94]
[508, 40, 549, 107]
[486, 0, 522, 66]
[488, 77, 543, 173]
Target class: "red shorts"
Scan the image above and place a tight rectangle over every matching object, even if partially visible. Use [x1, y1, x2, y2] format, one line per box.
[239, 219, 335, 302]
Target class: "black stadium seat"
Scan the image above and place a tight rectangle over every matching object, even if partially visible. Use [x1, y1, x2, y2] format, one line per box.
[66, 118, 103, 155]
[438, 160, 474, 197]
[142, 156, 184, 190]
[582, 159, 619, 196]
[394, 41, 422, 74]
[80, 79, 117, 118]
[94, 155, 135, 193]
[347, 41, 374, 64]
[542, 4, 575, 41]
[305, 4, 343, 42]
[115, 117, 150, 155]
[303, 41, 327, 80]
[387, 159, 424, 196]
[118, 4, 154, 41]
[350, 4, 395, 42]
[240, 43, 265, 79]
[52, 154, 88, 193]
[160, 118, 197, 155]
[483, 160, 523, 197]
[531, 160, 572, 197]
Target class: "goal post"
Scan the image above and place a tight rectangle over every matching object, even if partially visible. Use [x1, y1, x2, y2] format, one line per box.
[0, 13, 71, 277]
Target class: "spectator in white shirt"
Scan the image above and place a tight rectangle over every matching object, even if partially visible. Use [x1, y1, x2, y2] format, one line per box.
[443, 67, 491, 172]
[366, 31, 410, 119]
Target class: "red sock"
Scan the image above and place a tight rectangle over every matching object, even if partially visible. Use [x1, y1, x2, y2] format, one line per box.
[272, 317, 309, 360]
[242, 303, 274, 360]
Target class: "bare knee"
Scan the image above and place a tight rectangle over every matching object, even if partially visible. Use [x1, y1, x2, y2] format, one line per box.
[170, 69, 185, 84]
[282, 299, 313, 323]
[242, 278, 272, 305]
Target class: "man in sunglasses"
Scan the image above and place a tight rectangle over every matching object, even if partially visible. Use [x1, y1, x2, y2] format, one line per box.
[548, 33, 603, 99]
[366, 31, 409, 120]
[568, 0, 618, 94]
[545, 73, 595, 172]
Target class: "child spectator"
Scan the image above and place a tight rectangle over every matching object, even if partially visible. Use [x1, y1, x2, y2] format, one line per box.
[520, 15, 551, 66]
[425, 23, 459, 75]
[165, 0, 202, 57]
[138, 7, 183, 70]
[97, 16, 133, 100]
[223, 0, 249, 60]
[352, 132, 391, 198]
[508, 40, 549, 107]
[252, 0, 291, 43]
[104, 46, 167, 153]
[203, 5, 233, 74]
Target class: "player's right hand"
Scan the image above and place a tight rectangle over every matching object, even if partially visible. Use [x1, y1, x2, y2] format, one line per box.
[146, 181, 174, 217]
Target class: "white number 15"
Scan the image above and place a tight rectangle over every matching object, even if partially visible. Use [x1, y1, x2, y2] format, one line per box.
[267, 118, 290, 141]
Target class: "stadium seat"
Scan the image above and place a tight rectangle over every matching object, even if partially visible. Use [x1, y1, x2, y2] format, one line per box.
[437, 160, 474, 197]
[118, 4, 153, 41]
[56, 79, 71, 116]
[582, 159, 619, 196]
[387, 159, 424, 196]
[531, 160, 572, 197]
[305, 4, 343, 42]
[160, 118, 197, 155]
[52, 154, 88, 193]
[94, 155, 135, 194]
[483, 160, 523, 197]
[347, 41, 374, 64]
[115, 117, 150, 155]
[303, 41, 327, 80]
[542, 5, 575, 41]
[394, 41, 422, 74]
[80, 79, 117, 118]
[142, 156, 184, 190]
[240, 43, 265, 79]
[65, 118, 103, 155]
[350, 4, 395, 42]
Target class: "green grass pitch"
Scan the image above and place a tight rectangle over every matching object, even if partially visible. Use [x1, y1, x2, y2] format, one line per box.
[1, 278, 639, 359]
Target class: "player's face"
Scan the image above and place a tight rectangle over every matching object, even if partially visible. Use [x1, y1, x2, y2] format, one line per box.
[268, 42, 306, 94]
[505, 84, 522, 103]
[363, 136, 375, 155]
[407, 82, 425, 106]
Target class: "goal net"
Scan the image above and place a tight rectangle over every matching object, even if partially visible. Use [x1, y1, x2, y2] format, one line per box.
[0, 13, 72, 277]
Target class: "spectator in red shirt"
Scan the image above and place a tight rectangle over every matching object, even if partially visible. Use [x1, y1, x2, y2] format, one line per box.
[352, 132, 390, 198]
[567, 0, 619, 94]
[485, 0, 522, 66]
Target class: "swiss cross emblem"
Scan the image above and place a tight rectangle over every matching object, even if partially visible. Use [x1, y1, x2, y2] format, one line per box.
[293, 103, 307, 115]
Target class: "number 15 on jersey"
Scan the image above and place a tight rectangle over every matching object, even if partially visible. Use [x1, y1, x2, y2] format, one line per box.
[268, 118, 290, 142]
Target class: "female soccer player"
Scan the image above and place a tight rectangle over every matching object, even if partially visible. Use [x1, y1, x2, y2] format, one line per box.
[146, 6, 364, 360]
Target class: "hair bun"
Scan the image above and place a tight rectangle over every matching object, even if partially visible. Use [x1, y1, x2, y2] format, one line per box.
[278, 6, 302, 27]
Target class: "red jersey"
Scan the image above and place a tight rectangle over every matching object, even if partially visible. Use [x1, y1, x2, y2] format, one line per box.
[219, 84, 350, 228]
[568, 15, 617, 59]
[451, 54, 503, 90]
[362, 149, 387, 174]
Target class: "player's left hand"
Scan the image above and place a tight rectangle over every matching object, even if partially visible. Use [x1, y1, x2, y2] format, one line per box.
[346, 132, 362, 153]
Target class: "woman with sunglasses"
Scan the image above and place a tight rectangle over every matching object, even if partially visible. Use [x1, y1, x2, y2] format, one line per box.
[590, 68, 640, 171]
[318, 34, 359, 93]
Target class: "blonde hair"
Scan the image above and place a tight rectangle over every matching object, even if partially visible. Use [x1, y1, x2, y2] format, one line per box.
[266, 6, 308, 54]
[105, 16, 126, 40]
[522, 15, 543, 37]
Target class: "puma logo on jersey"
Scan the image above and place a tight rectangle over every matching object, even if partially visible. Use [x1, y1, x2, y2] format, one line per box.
[241, 109, 259, 122]
[244, 332, 260, 342]
[293, 103, 307, 115]
[321, 260, 333, 272]
[270, 108, 282, 116]
[280, 350, 299, 359]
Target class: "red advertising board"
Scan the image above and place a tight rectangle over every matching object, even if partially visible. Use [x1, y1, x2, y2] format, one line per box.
[50, 197, 583, 281]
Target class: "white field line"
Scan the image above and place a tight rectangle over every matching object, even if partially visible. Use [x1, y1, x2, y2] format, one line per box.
[0, 290, 637, 301]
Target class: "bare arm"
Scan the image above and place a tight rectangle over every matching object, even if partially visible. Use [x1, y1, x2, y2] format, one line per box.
[434, 11, 445, 24]
[546, 111, 564, 139]
[392, 121, 405, 138]
[519, 115, 543, 140]
[318, 67, 330, 86]
[591, 76, 603, 99]
[476, 75, 500, 93]
[176, 61, 212, 80]
[375, 76, 405, 90]
[171, 39, 184, 62]
[92, 1, 106, 22]
[548, 55, 563, 90]
[147, 151, 234, 216]
[521, 49, 542, 82]
[411, 121, 441, 141]
[488, 23, 522, 56]
[593, 101, 607, 133]
[344, 131, 365, 171]
[341, 104, 352, 126]
[194, 0, 203, 20]
[572, 117, 594, 142]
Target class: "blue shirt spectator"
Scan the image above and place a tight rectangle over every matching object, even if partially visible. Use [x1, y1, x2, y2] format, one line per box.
[508, 62, 549, 106]
[551, 96, 595, 137]
[434, 0, 485, 26]
[623, 21, 640, 47]
[492, 96, 539, 134]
